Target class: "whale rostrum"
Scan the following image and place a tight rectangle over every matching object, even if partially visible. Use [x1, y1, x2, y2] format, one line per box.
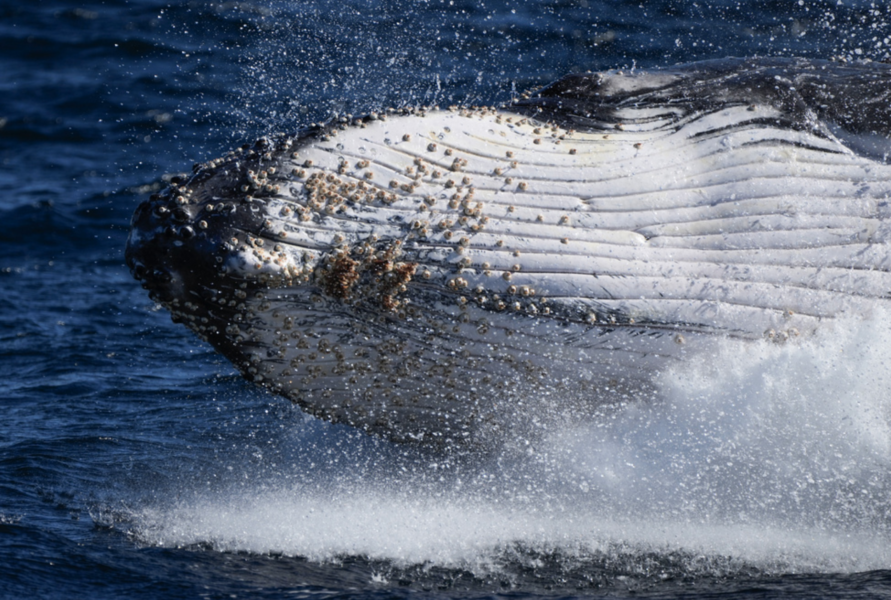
[126, 58, 891, 445]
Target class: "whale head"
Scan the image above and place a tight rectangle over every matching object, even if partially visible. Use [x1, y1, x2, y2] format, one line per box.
[127, 59, 891, 446]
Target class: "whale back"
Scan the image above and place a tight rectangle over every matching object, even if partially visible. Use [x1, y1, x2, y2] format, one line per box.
[516, 57, 891, 160]
[126, 58, 891, 445]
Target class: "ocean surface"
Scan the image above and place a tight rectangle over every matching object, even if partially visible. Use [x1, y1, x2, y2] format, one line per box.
[4, 0, 891, 598]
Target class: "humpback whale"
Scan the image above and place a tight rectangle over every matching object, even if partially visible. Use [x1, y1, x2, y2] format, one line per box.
[126, 58, 891, 445]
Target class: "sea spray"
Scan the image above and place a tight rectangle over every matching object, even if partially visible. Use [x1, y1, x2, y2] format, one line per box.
[126, 313, 891, 576]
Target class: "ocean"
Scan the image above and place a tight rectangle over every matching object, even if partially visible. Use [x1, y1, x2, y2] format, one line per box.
[3, 0, 891, 597]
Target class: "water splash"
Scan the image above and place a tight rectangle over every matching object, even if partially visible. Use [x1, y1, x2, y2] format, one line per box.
[123, 312, 891, 578]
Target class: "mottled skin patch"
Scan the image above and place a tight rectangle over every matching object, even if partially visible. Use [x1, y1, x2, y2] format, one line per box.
[321, 253, 360, 301]
[318, 241, 418, 312]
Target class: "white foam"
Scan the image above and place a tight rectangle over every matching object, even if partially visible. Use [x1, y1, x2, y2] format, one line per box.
[128, 312, 891, 574]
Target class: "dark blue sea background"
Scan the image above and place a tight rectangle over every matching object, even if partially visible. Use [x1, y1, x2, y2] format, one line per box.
[4, 1, 891, 598]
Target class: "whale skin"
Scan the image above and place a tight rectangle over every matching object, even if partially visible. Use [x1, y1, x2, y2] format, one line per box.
[126, 58, 891, 445]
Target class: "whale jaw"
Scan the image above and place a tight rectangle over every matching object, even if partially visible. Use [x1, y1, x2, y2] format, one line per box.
[127, 58, 891, 445]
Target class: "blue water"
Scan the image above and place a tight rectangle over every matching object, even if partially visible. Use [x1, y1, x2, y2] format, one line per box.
[4, 1, 891, 597]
